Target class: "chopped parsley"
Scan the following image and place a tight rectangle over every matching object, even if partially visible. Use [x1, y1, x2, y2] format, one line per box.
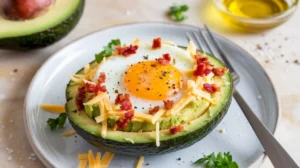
[47, 113, 67, 130]
[167, 4, 189, 22]
[194, 152, 239, 168]
[95, 39, 121, 63]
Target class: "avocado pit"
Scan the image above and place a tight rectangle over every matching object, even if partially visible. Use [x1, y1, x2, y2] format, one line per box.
[1, 0, 54, 20]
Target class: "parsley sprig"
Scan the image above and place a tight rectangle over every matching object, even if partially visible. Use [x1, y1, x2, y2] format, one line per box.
[167, 4, 189, 22]
[95, 39, 121, 63]
[194, 152, 239, 168]
[47, 113, 67, 130]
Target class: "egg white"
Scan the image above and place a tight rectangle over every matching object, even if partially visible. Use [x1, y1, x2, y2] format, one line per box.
[93, 42, 194, 113]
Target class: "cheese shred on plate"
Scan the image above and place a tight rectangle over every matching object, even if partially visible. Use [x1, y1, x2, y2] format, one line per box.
[78, 159, 88, 168]
[61, 130, 76, 136]
[77, 150, 115, 168]
[136, 156, 144, 168]
[40, 104, 65, 113]
[100, 152, 115, 167]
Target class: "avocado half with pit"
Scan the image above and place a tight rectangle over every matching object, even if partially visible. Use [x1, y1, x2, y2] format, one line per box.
[0, 0, 84, 50]
[65, 50, 232, 156]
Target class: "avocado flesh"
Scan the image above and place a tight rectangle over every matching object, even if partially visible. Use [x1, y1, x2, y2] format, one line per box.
[83, 99, 210, 132]
[66, 53, 232, 155]
[0, 0, 84, 50]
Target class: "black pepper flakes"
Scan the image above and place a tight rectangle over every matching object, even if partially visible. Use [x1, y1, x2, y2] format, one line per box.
[134, 106, 137, 109]
[256, 44, 262, 50]
[143, 55, 149, 60]
[294, 60, 299, 65]
[13, 69, 18, 73]
[146, 88, 150, 90]
[145, 163, 150, 166]
[136, 89, 139, 91]
[286, 60, 289, 63]
[151, 64, 156, 67]
[177, 158, 181, 161]
[115, 90, 119, 93]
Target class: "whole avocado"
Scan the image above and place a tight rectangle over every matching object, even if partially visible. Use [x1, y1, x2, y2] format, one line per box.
[0, 0, 84, 51]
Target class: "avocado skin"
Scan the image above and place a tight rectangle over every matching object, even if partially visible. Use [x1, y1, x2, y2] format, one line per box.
[0, 0, 84, 51]
[66, 51, 233, 156]
[69, 96, 232, 156]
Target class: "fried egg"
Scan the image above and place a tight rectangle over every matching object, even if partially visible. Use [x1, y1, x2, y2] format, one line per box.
[93, 41, 194, 113]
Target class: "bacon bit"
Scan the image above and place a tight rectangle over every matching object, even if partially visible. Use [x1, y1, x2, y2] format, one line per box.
[116, 45, 138, 56]
[116, 117, 130, 129]
[203, 83, 220, 93]
[157, 58, 169, 65]
[163, 53, 171, 62]
[204, 68, 212, 76]
[193, 56, 213, 77]
[75, 86, 86, 110]
[115, 93, 133, 111]
[149, 106, 160, 115]
[163, 100, 174, 110]
[85, 72, 107, 94]
[169, 125, 184, 134]
[124, 110, 134, 120]
[116, 110, 134, 129]
[152, 37, 162, 49]
[157, 53, 171, 65]
[120, 99, 132, 111]
[97, 72, 106, 83]
[85, 82, 107, 94]
[212, 67, 226, 76]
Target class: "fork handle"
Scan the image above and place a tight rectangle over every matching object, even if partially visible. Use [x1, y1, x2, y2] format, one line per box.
[233, 88, 299, 168]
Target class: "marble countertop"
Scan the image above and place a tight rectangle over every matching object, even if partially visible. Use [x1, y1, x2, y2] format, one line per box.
[0, 0, 299, 167]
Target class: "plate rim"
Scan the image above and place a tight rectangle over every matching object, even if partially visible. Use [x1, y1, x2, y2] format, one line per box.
[23, 22, 281, 168]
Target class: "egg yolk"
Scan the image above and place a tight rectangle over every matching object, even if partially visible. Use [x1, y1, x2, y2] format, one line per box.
[124, 61, 183, 100]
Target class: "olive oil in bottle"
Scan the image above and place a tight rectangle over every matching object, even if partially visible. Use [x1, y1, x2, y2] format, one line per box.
[222, 0, 289, 19]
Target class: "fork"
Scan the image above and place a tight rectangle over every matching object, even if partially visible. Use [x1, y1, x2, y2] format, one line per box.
[187, 26, 299, 168]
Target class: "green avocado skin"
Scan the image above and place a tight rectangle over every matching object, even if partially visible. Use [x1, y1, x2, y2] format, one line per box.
[69, 96, 232, 156]
[0, 0, 84, 51]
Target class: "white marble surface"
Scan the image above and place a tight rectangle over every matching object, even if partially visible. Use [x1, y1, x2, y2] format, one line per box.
[0, 0, 299, 167]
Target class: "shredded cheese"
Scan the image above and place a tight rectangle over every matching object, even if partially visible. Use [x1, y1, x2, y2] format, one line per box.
[108, 110, 153, 123]
[40, 104, 65, 113]
[155, 122, 160, 147]
[88, 150, 95, 168]
[69, 75, 84, 84]
[100, 152, 115, 167]
[78, 159, 88, 168]
[101, 119, 107, 137]
[103, 93, 112, 111]
[192, 89, 216, 104]
[162, 41, 175, 46]
[151, 109, 166, 124]
[187, 41, 197, 58]
[61, 130, 76, 137]
[84, 64, 90, 75]
[203, 73, 214, 83]
[95, 113, 108, 123]
[83, 79, 96, 85]
[78, 154, 88, 160]
[83, 93, 105, 105]
[169, 96, 195, 115]
[86, 63, 101, 81]
[136, 156, 144, 168]
[132, 38, 140, 46]
[99, 99, 105, 115]
[95, 152, 101, 168]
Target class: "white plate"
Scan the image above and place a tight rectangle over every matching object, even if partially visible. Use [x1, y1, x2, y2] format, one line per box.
[24, 23, 279, 168]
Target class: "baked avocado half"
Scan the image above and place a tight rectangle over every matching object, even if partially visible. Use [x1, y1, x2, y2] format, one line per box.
[65, 43, 232, 156]
[0, 0, 84, 50]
